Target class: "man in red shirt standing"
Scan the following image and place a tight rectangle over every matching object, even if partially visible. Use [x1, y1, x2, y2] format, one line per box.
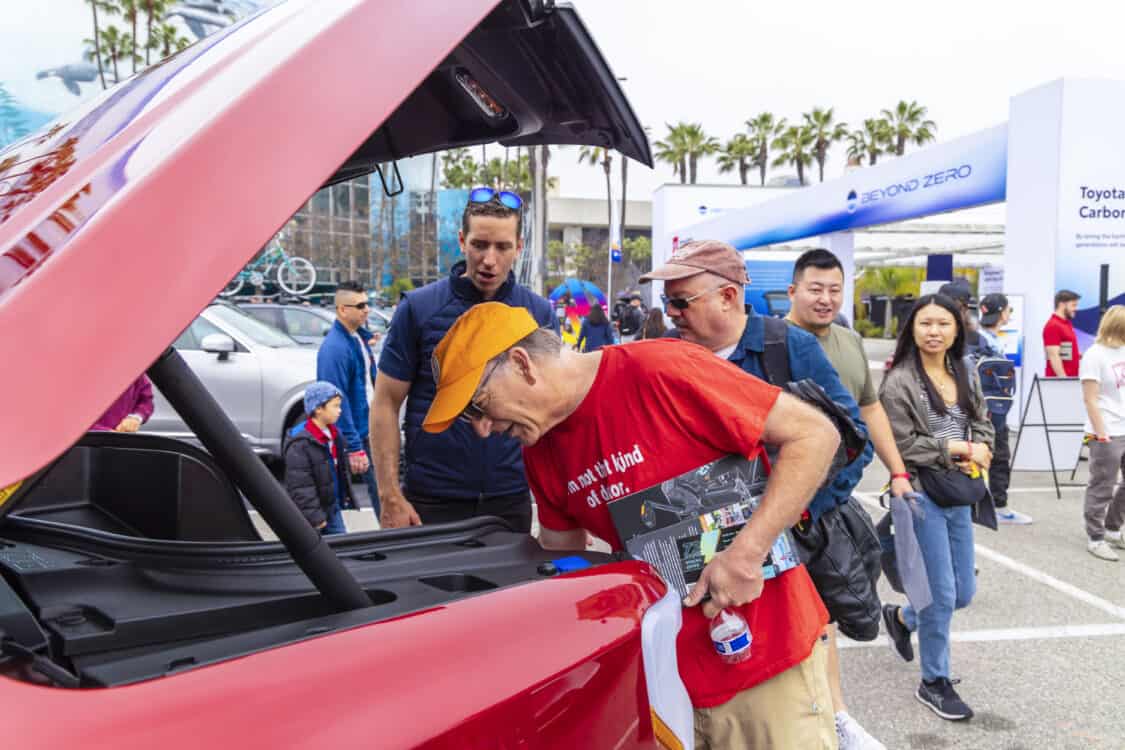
[1044, 290, 1082, 377]
[422, 302, 842, 749]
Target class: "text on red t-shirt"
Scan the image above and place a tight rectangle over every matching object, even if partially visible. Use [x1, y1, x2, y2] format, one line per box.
[523, 340, 829, 708]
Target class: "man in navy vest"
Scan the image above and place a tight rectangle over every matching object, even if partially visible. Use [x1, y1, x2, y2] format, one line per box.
[371, 189, 555, 532]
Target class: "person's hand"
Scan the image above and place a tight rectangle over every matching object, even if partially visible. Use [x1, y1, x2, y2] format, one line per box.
[682, 543, 766, 619]
[317, 521, 327, 530]
[114, 416, 142, 433]
[380, 490, 422, 529]
[1096, 433, 1112, 443]
[348, 451, 369, 474]
[969, 442, 992, 469]
[890, 475, 913, 498]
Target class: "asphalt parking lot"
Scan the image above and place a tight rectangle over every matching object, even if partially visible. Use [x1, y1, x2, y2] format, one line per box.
[841, 338, 1125, 749]
[256, 337, 1125, 749]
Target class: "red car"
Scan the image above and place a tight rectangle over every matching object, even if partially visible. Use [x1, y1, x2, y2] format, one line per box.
[0, 2, 672, 747]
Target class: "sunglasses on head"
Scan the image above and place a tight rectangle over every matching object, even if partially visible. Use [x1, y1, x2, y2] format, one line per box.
[469, 187, 523, 211]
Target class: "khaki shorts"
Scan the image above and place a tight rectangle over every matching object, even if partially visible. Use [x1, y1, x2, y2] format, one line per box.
[693, 635, 837, 750]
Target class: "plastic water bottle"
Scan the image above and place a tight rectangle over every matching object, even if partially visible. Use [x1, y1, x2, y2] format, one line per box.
[710, 608, 752, 664]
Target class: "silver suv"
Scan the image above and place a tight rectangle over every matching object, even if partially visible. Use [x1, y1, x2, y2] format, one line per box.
[143, 303, 318, 459]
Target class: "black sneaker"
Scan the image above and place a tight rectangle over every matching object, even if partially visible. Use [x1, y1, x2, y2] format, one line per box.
[882, 604, 913, 662]
[916, 678, 974, 721]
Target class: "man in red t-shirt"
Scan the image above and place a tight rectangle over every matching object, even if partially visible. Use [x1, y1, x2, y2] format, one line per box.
[422, 302, 842, 749]
[1044, 289, 1081, 377]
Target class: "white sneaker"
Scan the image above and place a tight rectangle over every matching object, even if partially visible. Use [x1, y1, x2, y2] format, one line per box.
[997, 508, 1033, 525]
[1088, 539, 1120, 561]
[1106, 530, 1125, 550]
[835, 711, 886, 750]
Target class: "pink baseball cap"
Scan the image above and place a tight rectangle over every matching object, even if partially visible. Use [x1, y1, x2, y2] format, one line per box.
[639, 239, 749, 286]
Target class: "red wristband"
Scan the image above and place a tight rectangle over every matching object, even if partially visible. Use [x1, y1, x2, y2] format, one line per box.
[891, 472, 912, 480]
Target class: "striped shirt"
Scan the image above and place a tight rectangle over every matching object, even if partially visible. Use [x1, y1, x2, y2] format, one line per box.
[923, 393, 969, 442]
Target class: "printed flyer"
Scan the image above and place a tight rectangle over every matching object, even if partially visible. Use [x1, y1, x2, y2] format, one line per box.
[607, 454, 800, 598]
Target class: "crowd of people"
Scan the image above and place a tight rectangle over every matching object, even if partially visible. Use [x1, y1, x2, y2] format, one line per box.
[88, 188, 1122, 749]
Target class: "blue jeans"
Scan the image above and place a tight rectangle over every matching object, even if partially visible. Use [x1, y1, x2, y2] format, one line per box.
[321, 499, 347, 535]
[361, 440, 380, 518]
[901, 493, 976, 681]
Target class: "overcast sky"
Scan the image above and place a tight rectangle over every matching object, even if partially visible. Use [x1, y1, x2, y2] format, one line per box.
[554, 0, 1125, 200]
[8, 0, 1125, 203]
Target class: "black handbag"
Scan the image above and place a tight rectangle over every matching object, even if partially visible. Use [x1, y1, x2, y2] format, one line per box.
[916, 465, 987, 508]
[792, 497, 883, 642]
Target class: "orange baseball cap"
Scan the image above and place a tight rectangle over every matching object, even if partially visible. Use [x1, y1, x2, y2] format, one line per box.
[422, 302, 539, 434]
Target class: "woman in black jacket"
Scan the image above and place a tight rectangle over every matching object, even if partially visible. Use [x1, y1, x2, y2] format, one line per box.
[576, 303, 615, 352]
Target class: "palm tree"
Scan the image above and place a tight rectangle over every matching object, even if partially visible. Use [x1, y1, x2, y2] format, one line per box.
[578, 145, 614, 259]
[804, 107, 849, 183]
[717, 133, 756, 185]
[680, 123, 719, 184]
[771, 124, 816, 186]
[151, 22, 191, 58]
[98, 26, 126, 83]
[84, 0, 116, 89]
[653, 123, 688, 184]
[120, 0, 140, 73]
[143, 0, 170, 66]
[846, 119, 890, 167]
[746, 112, 787, 186]
[120, 32, 144, 76]
[654, 122, 718, 185]
[859, 267, 920, 335]
[882, 100, 937, 156]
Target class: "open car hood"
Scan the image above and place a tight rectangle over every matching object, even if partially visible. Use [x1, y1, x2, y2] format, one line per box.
[0, 0, 651, 498]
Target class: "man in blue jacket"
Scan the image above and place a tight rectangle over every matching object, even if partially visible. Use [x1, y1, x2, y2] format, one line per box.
[642, 240, 884, 750]
[371, 190, 555, 532]
[317, 280, 379, 516]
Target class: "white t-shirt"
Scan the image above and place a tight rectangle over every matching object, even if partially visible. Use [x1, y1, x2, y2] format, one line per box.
[354, 332, 375, 406]
[1078, 342, 1125, 436]
[714, 343, 738, 361]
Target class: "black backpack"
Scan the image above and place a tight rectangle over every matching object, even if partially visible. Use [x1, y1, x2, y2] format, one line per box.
[757, 317, 881, 641]
[758, 317, 866, 466]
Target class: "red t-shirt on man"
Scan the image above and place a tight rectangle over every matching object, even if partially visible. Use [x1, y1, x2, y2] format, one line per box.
[523, 340, 828, 709]
[1043, 313, 1080, 377]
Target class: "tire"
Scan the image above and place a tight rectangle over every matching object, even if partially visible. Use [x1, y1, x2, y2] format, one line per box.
[220, 275, 244, 297]
[277, 257, 317, 295]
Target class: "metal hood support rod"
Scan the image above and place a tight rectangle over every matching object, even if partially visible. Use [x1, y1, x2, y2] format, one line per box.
[148, 348, 371, 612]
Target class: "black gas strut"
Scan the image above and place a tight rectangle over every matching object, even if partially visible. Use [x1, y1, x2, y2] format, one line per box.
[148, 347, 371, 612]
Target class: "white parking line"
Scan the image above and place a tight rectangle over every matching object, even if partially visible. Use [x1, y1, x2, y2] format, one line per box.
[839, 622, 1125, 649]
[854, 491, 1125, 622]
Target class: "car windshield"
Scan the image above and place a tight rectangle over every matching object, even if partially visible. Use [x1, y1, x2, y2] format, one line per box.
[208, 304, 298, 348]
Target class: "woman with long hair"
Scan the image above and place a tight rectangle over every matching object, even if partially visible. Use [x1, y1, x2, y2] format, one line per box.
[575, 303, 614, 352]
[878, 293, 994, 722]
[639, 307, 667, 340]
[1079, 304, 1125, 561]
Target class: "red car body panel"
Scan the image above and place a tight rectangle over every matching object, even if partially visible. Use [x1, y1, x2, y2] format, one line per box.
[4, 563, 666, 749]
[0, 4, 670, 748]
[0, 0, 498, 488]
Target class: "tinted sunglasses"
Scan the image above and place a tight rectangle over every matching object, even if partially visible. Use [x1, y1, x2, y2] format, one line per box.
[342, 302, 369, 310]
[469, 187, 523, 211]
[660, 284, 731, 311]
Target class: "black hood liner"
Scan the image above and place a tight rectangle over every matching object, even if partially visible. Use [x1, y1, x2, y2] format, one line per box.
[324, 2, 651, 187]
